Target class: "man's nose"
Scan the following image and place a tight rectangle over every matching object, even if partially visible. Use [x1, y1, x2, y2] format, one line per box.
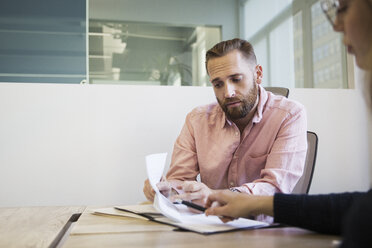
[224, 83, 236, 98]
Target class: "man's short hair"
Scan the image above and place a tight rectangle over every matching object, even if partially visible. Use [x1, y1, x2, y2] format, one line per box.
[205, 38, 257, 73]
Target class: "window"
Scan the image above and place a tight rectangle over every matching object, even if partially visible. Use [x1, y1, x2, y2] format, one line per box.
[0, 0, 86, 84]
[88, 20, 221, 86]
[243, 0, 349, 88]
[311, 1, 347, 88]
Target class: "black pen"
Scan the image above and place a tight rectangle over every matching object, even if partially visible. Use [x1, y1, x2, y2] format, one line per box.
[173, 199, 207, 212]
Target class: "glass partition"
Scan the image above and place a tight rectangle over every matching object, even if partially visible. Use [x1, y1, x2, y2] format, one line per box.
[88, 20, 221, 86]
[0, 0, 86, 84]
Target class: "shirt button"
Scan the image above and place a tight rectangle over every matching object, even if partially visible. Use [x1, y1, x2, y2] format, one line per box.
[235, 132, 239, 136]
[230, 182, 234, 186]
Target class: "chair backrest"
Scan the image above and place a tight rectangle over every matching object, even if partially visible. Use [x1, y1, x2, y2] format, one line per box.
[292, 131, 318, 194]
[264, 87, 289, 98]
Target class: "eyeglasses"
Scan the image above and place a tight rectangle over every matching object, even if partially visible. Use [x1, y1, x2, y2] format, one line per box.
[320, 0, 341, 26]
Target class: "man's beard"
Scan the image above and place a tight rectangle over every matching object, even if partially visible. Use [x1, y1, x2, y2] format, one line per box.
[217, 84, 258, 120]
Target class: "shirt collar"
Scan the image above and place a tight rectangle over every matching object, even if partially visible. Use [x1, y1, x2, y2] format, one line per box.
[219, 107, 231, 129]
[252, 85, 267, 124]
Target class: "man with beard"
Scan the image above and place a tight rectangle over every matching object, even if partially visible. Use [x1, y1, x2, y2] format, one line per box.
[143, 38, 307, 209]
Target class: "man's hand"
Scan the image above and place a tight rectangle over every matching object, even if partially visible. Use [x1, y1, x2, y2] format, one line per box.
[172, 181, 214, 209]
[205, 190, 274, 222]
[143, 178, 181, 202]
[143, 179, 156, 202]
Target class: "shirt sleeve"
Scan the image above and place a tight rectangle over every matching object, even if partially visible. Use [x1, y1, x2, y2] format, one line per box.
[235, 105, 308, 195]
[341, 189, 372, 247]
[273, 191, 368, 235]
[166, 112, 199, 181]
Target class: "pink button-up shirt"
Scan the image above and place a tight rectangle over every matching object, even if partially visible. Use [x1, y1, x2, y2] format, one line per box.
[166, 86, 307, 195]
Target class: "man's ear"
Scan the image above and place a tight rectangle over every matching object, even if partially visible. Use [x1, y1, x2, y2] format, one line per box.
[255, 65, 263, 84]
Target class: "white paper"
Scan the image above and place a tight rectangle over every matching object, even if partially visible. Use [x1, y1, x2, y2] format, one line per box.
[145, 153, 269, 233]
[145, 153, 182, 221]
[93, 207, 149, 220]
[145, 153, 167, 193]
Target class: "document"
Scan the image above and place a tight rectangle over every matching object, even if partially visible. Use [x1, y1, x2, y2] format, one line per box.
[94, 205, 160, 221]
[94, 153, 269, 234]
[142, 153, 269, 234]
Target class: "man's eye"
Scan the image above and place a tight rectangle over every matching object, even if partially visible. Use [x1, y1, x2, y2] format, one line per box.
[232, 77, 241, 83]
[213, 82, 222, 88]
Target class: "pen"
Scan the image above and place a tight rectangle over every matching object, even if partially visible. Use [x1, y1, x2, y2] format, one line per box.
[173, 199, 207, 212]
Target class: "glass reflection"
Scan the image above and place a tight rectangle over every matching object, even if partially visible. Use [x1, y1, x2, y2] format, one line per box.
[89, 20, 221, 86]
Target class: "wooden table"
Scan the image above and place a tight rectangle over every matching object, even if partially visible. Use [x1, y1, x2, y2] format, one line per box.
[0, 206, 85, 248]
[61, 207, 342, 248]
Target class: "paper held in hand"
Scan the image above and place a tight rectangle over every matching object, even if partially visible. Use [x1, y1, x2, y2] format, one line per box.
[144, 153, 269, 234]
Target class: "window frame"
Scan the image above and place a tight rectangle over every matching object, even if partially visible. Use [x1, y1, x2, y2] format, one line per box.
[240, 0, 352, 89]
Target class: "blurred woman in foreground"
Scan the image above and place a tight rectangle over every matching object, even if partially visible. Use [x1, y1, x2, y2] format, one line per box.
[205, 0, 372, 247]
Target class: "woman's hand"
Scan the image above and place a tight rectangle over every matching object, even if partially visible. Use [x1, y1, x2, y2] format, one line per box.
[205, 190, 274, 222]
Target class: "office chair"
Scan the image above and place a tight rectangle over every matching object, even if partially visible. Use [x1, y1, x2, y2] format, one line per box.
[264, 87, 290, 98]
[292, 131, 318, 194]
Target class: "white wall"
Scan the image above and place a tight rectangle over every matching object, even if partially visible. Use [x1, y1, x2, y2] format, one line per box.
[89, 0, 240, 40]
[0, 82, 370, 207]
[291, 89, 371, 194]
[0, 83, 216, 206]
